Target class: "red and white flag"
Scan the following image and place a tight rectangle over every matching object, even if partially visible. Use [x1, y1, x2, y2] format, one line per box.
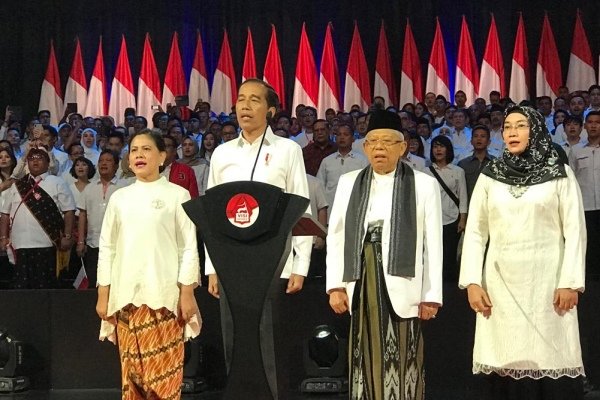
[344, 22, 371, 112]
[137, 33, 162, 125]
[479, 15, 505, 99]
[162, 32, 187, 111]
[189, 31, 210, 108]
[536, 13, 562, 99]
[292, 23, 318, 111]
[399, 20, 423, 106]
[39, 40, 63, 125]
[73, 262, 89, 290]
[108, 36, 136, 126]
[566, 11, 595, 92]
[425, 19, 449, 100]
[84, 37, 107, 118]
[263, 24, 286, 109]
[509, 13, 530, 102]
[212, 30, 237, 116]
[455, 16, 479, 104]
[242, 27, 257, 82]
[373, 21, 396, 108]
[317, 22, 341, 118]
[64, 37, 88, 115]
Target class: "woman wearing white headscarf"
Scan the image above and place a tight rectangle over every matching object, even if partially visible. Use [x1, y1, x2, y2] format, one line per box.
[81, 128, 100, 165]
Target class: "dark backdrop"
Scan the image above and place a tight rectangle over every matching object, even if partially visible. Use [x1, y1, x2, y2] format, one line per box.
[1, 0, 599, 120]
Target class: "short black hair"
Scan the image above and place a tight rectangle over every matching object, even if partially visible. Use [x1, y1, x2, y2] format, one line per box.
[471, 124, 491, 138]
[430, 135, 454, 164]
[70, 156, 96, 179]
[66, 143, 83, 155]
[588, 84, 600, 93]
[585, 111, 600, 122]
[129, 129, 166, 152]
[564, 115, 583, 126]
[108, 131, 125, 144]
[37, 110, 50, 118]
[99, 149, 120, 165]
[43, 124, 58, 138]
[135, 115, 148, 127]
[239, 78, 280, 109]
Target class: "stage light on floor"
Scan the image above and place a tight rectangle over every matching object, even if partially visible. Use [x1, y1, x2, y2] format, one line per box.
[0, 330, 30, 393]
[300, 325, 348, 393]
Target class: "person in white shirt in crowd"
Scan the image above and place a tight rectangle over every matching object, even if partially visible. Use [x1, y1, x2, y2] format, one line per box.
[460, 105, 586, 400]
[11, 125, 60, 179]
[179, 136, 209, 196]
[569, 111, 600, 282]
[317, 123, 368, 216]
[561, 115, 586, 157]
[554, 94, 588, 145]
[550, 109, 569, 138]
[455, 90, 468, 109]
[68, 157, 95, 217]
[0, 148, 16, 286]
[293, 106, 317, 148]
[416, 117, 433, 160]
[220, 121, 239, 143]
[487, 104, 505, 157]
[554, 96, 567, 112]
[433, 95, 448, 125]
[458, 125, 495, 203]
[426, 135, 468, 281]
[199, 131, 218, 163]
[352, 113, 369, 157]
[537, 95, 554, 132]
[448, 109, 473, 162]
[80, 128, 100, 165]
[404, 132, 427, 172]
[6, 128, 23, 160]
[0, 147, 75, 289]
[76, 150, 125, 287]
[96, 129, 200, 399]
[433, 104, 457, 134]
[584, 85, 600, 119]
[61, 143, 84, 185]
[326, 109, 442, 399]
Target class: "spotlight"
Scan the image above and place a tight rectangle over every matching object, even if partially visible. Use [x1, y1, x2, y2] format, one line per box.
[300, 325, 348, 393]
[0, 330, 30, 393]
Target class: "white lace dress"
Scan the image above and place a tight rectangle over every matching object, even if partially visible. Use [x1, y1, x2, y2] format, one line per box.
[459, 167, 586, 379]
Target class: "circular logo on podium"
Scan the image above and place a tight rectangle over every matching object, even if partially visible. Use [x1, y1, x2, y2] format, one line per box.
[225, 193, 260, 228]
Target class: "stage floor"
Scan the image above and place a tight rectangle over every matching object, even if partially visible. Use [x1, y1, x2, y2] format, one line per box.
[3, 388, 600, 400]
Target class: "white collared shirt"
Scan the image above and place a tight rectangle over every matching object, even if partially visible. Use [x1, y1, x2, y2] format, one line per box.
[292, 130, 313, 148]
[403, 153, 427, 172]
[206, 126, 312, 278]
[569, 144, 600, 211]
[450, 126, 473, 163]
[2, 173, 75, 249]
[317, 151, 368, 214]
[425, 163, 468, 224]
[77, 176, 127, 248]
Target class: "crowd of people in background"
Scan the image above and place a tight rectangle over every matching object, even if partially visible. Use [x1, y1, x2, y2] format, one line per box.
[0, 84, 599, 290]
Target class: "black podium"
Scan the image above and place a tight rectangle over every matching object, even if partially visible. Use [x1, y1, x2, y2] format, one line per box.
[183, 181, 310, 400]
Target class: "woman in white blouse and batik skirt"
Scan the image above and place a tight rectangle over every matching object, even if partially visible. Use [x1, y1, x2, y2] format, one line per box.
[426, 134, 468, 282]
[459, 105, 586, 400]
[96, 129, 201, 400]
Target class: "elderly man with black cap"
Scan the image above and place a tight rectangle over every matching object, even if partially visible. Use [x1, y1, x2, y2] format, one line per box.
[326, 109, 443, 399]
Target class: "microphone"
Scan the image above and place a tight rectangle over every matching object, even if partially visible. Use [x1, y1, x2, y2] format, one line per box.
[250, 110, 273, 181]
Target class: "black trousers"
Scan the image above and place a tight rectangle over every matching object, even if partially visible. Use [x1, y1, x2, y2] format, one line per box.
[14, 247, 57, 289]
[585, 210, 600, 282]
[442, 218, 461, 282]
[83, 246, 99, 288]
[476, 374, 583, 400]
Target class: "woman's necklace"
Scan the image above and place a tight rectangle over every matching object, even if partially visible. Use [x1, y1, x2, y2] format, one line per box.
[508, 184, 529, 198]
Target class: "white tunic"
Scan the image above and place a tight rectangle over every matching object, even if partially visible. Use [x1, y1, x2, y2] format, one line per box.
[97, 177, 200, 342]
[459, 169, 586, 379]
